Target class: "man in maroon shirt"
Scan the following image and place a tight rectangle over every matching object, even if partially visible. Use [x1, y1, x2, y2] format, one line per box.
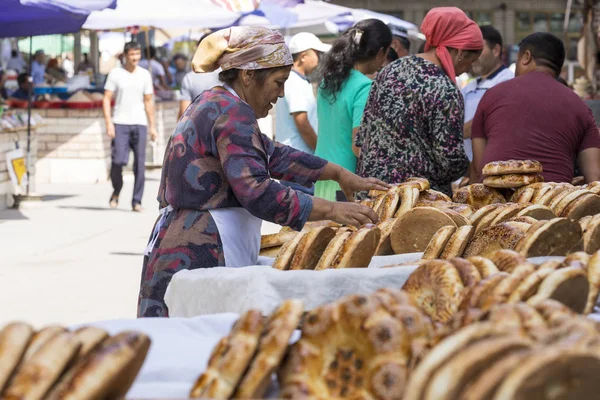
[470, 32, 600, 184]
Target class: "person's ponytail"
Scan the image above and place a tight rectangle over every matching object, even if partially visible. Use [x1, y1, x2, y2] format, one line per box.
[319, 19, 392, 102]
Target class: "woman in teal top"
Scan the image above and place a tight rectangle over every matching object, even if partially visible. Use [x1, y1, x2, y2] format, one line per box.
[315, 19, 392, 201]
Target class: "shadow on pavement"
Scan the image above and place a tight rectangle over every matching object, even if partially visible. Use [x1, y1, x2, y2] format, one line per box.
[42, 194, 77, 202]
[0, 210, 29, 221]
[58, 206, 131, 212]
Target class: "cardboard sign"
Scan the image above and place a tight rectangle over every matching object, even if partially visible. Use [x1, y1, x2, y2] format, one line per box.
[5, 148, 27, 193]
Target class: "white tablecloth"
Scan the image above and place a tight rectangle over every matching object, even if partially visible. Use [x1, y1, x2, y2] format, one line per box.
[74, 314, 298, 399]
[165, 254, 423, 318]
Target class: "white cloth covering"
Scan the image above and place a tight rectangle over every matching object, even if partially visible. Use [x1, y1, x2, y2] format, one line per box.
[165, 253, 423, 317]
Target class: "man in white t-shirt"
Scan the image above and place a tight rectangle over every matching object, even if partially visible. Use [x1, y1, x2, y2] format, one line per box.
[103, 41, 156, 212]
[275, 32, 330, 194]
[462, 25, 514, 161]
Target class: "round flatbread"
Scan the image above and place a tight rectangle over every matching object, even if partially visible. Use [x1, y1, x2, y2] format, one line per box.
[189, 310, 264, 399]
[279, 295, 413, 399]
[461, 350, 532, 400]
[402, 260, 465, 323]
[235, 300, 303, 399]
[488, 250, 527, 273]
[462, 273, 509, 310]
[422, 226, 457, 260]
[374, 219, 398, 256]
[483, 174, 543, 189]
[289, 227, 336, 270]
[562, 193, 600, 220]
[331, 226, 381, 269]
[440, 226, 475, 260]
[516, 218, 582, 258]
[467, 256, 500, 278]
[463, 223, 525, 258]
[493, 349, 600, 400]
[272, 232, 306, 270]
[449, 258, 482, 288]
[0, 323, 34, 394]
[482, 160, 543, 176]
[315, 231, 353, 271]
[395, 186, 420, 218]
[452, 184, 506, 210]
[533, 266, 589, 313]
[390, 207, 457, 254]
[424, 336, 532, 400]
[403, 322, 513, 400]
[584, 251, 600, 314]
[515, 204, 556, 220]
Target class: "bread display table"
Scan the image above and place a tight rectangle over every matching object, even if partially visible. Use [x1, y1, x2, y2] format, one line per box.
[164, 254, 423, 318]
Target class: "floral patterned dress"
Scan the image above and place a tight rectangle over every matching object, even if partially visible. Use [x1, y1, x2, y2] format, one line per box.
[138, 87, 327, 318]
[355, 56, 469, 195]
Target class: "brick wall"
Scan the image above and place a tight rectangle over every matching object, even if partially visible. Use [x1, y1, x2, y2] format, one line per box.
[0, 128, 38, 209]
[34, 101, 179, 184]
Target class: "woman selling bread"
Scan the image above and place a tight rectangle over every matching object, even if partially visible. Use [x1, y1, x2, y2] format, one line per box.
[355, 8, 484, 195]
[314, 19, 393, 201]
[138, 27, 388, 318]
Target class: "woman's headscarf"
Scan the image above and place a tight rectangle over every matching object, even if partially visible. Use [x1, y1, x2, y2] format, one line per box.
[421, 7, 484, 83]
[191, 27, 292, 73]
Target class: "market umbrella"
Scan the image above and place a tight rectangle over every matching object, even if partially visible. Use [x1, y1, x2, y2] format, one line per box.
[0, 0, 117, 197]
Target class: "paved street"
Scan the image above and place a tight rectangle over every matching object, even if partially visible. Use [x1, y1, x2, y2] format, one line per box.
[0, 170, 280, 328]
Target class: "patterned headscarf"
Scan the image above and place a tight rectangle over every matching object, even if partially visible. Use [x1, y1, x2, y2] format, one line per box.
[192, 27, 293, 73]
[421, 7, 483, 83]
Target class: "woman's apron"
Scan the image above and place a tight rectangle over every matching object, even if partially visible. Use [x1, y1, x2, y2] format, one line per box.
[144, 84, 262, 267]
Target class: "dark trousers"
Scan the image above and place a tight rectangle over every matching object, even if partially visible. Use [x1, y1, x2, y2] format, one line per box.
[111, 124, 147, 207]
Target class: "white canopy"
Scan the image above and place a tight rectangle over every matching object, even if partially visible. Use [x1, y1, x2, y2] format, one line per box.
[83, 0, 239, 30]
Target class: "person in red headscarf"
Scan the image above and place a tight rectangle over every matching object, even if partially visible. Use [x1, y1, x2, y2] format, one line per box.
[355, 7, 483, 195]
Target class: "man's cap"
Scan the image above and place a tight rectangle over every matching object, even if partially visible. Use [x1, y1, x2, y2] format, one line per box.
[288, 32, 331, 54]
[388, 24, 409, 39]
[34, 50, 45, 56]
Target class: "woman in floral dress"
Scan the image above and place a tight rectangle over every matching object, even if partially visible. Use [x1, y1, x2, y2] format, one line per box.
[138, 27, 388, 317]
[355, 8, 484, 195]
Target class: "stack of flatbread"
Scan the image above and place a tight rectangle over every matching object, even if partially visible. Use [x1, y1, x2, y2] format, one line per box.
[190, 300, 304, 399]
[510, 181, 600, 220]
[405, 300, 600, 400]
[482, 160, 545, 189]
[422, 201, 594, 258]
[272, 225, 381, 270]
[279, 288, 434, 399]
[401, 250, 600, 327]
[453, 183, 506, 210]
[0, 323, 150, 399]
[197, 286, 600, 398]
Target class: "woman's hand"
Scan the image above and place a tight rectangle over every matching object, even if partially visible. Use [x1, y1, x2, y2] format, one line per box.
[328, 202, 379, 228]
[337, 168, 390, 201]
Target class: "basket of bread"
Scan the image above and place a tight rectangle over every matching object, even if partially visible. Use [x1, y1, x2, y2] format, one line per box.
[0, 323, 150, 399]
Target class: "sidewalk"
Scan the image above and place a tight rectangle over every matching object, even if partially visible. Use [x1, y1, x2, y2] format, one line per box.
[0, 171, 280, 328]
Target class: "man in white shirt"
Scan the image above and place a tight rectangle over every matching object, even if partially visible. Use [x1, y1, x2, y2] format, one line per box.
[103, 41, 156, 212]
[463, 25, 514, 160]
[275, 32, 330, 194]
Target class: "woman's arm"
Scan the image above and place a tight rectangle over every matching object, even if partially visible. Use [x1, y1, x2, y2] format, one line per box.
[217, 105, 385, 229]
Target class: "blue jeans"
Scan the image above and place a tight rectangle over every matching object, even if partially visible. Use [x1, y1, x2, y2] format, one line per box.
[280, 180, 314, 196]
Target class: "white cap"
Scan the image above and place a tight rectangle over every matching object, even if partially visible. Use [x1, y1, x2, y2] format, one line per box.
[288, 32, 331, 55]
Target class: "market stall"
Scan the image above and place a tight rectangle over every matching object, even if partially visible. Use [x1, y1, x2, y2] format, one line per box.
[0, 108, 43, 208]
